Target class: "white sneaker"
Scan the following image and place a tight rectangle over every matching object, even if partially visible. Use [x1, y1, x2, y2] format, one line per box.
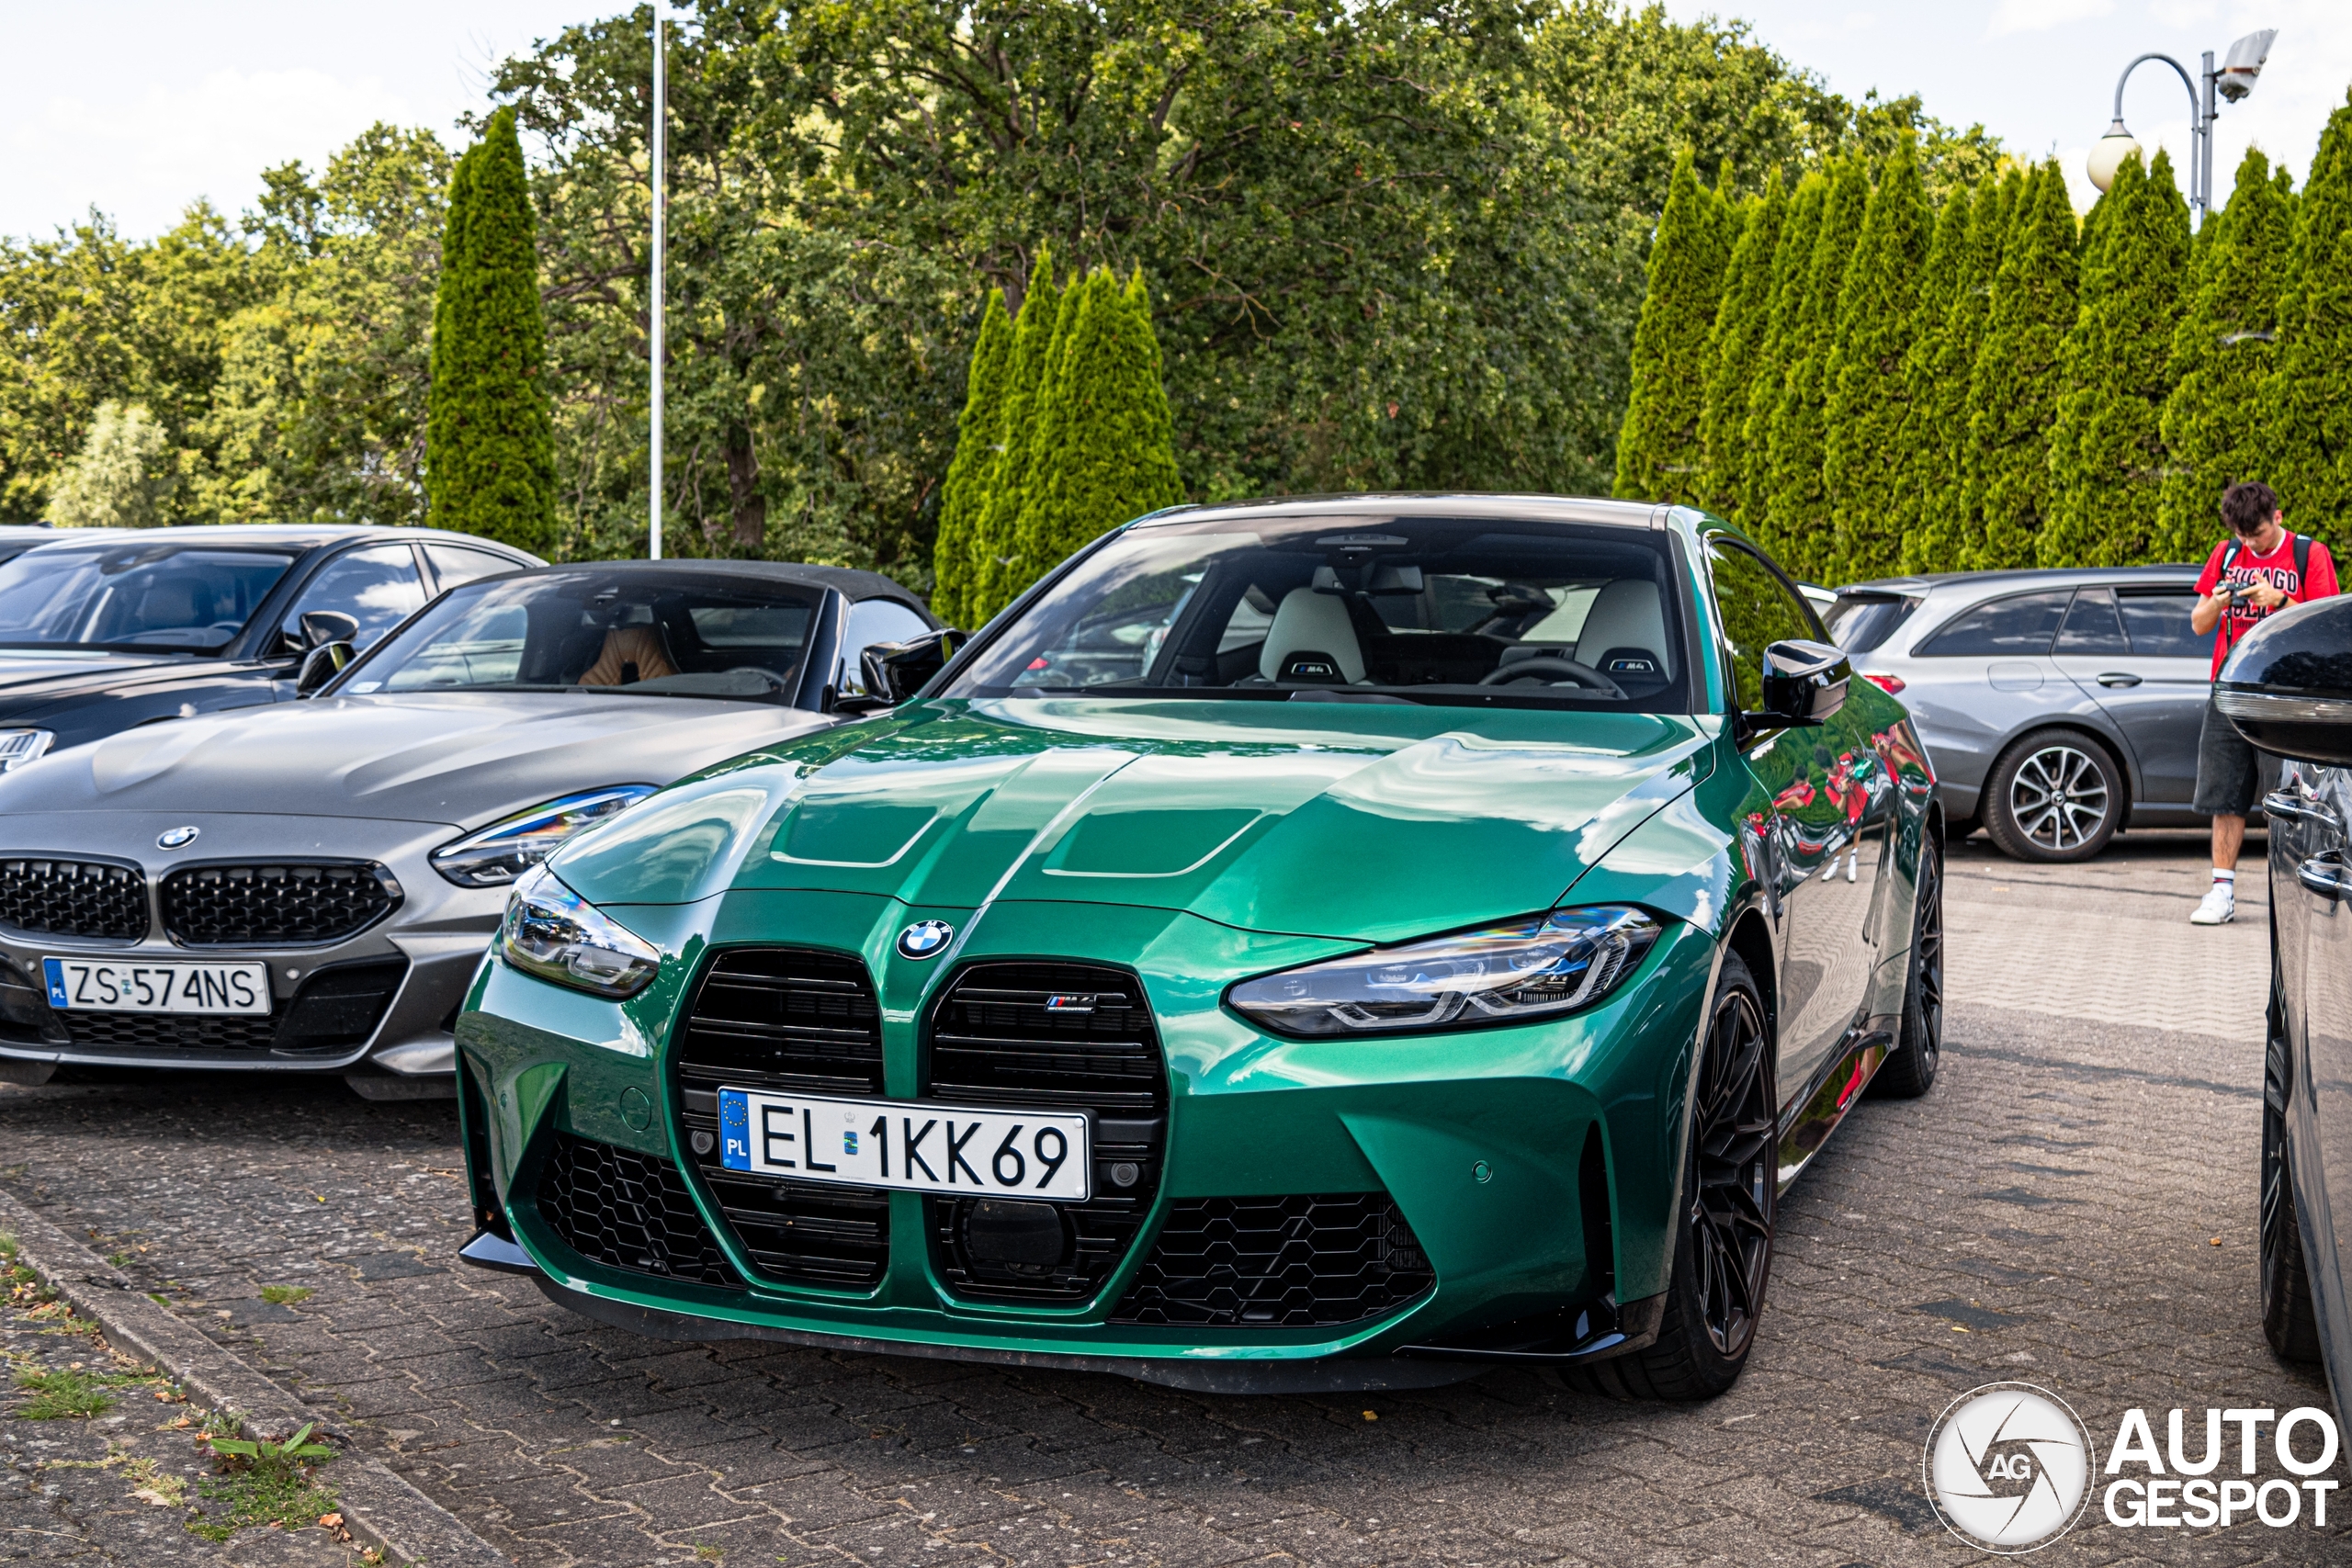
[2189, 883, 2235, 925]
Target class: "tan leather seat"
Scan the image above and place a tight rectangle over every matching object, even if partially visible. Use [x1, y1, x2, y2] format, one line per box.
[577, 626, 679, 686]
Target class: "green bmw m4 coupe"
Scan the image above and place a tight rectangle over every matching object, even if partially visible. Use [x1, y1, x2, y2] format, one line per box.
[455, 496, 1943, 1398]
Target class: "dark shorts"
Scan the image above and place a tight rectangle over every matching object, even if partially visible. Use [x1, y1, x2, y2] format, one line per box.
[2195, 693, 2268, 817]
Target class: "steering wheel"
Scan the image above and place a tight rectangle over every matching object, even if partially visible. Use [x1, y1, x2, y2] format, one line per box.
[1477, 656, 1625, 698]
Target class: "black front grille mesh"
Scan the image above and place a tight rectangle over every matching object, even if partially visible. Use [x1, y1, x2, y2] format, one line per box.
[673, 949, 889, 1289]
[0, 956, 404, 1057]
[1111, 1194, 1436, 1327]
[537, 1133, 742, 1288]
[925, 962, 1167, 1303]
[0, 859, 147, 942]
[162, 862, 397, 946]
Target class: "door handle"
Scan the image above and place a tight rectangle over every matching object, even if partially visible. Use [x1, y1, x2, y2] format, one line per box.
[2266, 790, 2344, 830]
[2095, 672, 2143, 687]
[2298, 855, 2352, 899]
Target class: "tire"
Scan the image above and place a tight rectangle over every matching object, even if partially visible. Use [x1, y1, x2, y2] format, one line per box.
[1871, 836, 1944, 1099]
[1573, 952, 1777, 1401]
[2261, 964, 2324, 1363]
[1982, 728, 2123, 863]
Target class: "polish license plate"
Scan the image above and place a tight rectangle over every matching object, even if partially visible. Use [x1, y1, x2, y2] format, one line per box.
[718, 1089, 1091, 1202]
[42, 957, 270, 1015]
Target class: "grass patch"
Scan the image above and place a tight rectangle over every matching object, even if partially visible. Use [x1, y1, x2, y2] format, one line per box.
[258, 1285, 312, 1305]
[188, 1418, 338, 1542]
[16, 1368, 121, 1418]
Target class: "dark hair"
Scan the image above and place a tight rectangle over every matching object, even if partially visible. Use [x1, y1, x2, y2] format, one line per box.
[2222, 480, 2279, 536]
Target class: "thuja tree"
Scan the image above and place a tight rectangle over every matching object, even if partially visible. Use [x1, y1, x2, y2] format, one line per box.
[1761, 157, 1868, 578]
[1824, 138, 1932, 581]
[1887, 185, 1971, 572]
[1962, 160, 2077, 570]
[1913, 172, 2020, 572]
[2156, 151, 2295, 562]
[2042, 150, 2190, 567]
[424, 107, 555, 555]
[930, 289, 1013, 628]
[2269, 93, 2352, 555]
[1697, 171, 1785, 520]
[969, 258, 1066, 622]
[1016, 268, 1183, 581]
[1737, 171, 1827, 529]
[1614, 149, 1729, 505]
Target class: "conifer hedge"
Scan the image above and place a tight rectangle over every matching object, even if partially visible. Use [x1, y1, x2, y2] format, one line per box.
[1613, 150, 1728, 507]
[930, 288, 1012, 628]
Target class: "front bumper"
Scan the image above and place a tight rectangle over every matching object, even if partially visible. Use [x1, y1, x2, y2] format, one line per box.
[458, 889, 1717, 1377]
[0, 810, 503, 1076]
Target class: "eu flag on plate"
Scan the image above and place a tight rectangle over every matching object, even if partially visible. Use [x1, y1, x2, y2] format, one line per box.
[718, 1089, 752, 1170]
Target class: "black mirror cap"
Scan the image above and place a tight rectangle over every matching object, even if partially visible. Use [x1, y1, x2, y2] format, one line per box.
[856, 628, 967, 708]
[2216, 594, 2352, 766]
[1758, 637, 1849, 727]
[294, 640, 355, 698]
[300, 610, 360, 649]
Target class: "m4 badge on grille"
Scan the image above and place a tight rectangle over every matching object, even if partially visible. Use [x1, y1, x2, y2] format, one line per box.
[156, 826, 199, 850]
[1043, 993, 1097, 1013]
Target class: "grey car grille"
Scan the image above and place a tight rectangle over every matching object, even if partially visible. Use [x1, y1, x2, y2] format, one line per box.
[0, 859, 148, 942]
[0, 955, 405, 1058]
[160, 862, 399, 946]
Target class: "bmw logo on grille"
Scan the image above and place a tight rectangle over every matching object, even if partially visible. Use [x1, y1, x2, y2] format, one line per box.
[156, 826, 200, 851]
[896, 919, 954, 959]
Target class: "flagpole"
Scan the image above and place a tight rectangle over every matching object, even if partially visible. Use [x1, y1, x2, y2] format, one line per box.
[649, 2, 665, 560]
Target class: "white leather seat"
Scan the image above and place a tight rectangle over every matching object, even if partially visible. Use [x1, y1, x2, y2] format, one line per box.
[1258, 588, 1366, 682]
[1574, 580, 1669, 673]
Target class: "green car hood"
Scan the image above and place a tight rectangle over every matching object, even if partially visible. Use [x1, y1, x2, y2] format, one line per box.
[550, 697, 1716, 944]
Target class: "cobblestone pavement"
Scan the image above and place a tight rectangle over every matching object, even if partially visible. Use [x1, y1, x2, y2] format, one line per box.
[1, 830, 2345, 1565]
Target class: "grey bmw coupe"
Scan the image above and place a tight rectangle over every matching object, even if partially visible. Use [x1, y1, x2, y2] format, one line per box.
[0, 558, 934, 1098]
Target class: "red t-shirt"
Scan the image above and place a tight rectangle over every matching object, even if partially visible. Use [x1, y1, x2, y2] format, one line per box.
[2194, 533, 2340, 676]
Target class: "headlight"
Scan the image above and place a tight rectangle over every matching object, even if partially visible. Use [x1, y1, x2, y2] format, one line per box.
[431, 785, 656, 887]
[497, 863, 661, 998]
[0, 729, 54, 773]
[1227, 906, 1664, 1038]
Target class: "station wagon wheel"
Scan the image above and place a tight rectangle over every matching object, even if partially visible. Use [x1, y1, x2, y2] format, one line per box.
[1983, 728, 2122, 863]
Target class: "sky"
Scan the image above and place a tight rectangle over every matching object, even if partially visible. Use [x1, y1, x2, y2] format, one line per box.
[5, 2, 2348, 241]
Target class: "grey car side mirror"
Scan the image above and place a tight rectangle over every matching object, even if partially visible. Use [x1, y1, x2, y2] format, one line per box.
[844, 629, 966, 712]
[1757, 638, 1850, 728]
[295, 640, 355, 698]
[2216, 595, 2352, 766]
[300, 610, 360, 649]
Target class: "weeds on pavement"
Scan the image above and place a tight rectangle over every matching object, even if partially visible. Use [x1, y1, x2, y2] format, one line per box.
[189, 1413, 341, 1541]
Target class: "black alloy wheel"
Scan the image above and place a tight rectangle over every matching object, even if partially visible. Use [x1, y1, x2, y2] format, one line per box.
[1984, 728, 2122, 863]
[1575, 953, 1777, 1401]
[1873, 838, 1944, 1098]
[2260, 963, 2324, 1362]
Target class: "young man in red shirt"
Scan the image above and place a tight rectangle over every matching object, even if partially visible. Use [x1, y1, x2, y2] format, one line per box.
[2186, 480, 2339, 923]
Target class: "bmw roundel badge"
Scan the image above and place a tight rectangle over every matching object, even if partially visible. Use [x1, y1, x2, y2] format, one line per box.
[896, 919, 954, 959]
[156, 826, 199, 851]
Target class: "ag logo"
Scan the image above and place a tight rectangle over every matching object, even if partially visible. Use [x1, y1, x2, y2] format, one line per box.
[896, 919, 954, 960]
[1924, 1382, 2095, 1553]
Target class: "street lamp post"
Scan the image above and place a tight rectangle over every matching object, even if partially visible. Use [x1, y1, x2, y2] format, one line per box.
[2088, 28, 2276, 225]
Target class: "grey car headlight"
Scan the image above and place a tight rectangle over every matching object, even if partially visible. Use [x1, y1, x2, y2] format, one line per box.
[1227, 906, 1664, 1038]
[431, 785, 657, 887]
[497, 864, 661, 998]
[0, 729, 54, 773]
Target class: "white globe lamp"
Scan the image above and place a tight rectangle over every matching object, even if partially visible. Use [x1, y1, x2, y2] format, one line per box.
[2086, 120, 2142, 194]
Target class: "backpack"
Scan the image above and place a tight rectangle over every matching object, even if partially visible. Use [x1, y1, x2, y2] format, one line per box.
[2217, 531, 2312, 659]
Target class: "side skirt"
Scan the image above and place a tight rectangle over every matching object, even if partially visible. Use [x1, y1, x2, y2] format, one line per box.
[1775, 1018, 1898, 1191]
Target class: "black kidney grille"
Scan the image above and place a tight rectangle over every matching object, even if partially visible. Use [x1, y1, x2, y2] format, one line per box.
[162, 863, 397, 946]
[1110, 1194, 1436, 1328]
[537, 1133, 742, 1288]
[0, 859, 147, 942]
[0, 957, 404, 1058]
[673, 949, 888, 1290]
[924, 962, 1168, 1304]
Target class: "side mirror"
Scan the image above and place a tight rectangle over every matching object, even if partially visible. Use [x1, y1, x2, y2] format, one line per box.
[2216, 596, 2352, 766]
[1757, 638, 1849, 728]
[289, 610, 360, 655]
[846, 629, 966, 712]
[295, 640, 355, 698]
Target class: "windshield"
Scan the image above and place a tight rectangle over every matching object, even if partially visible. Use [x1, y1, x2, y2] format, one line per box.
[945, 513, 1691, 711]
[337, 571, 821, 702]
[0, 544, 297, 652]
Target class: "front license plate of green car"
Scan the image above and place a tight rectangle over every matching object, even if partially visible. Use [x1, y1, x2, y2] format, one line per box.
[719, 1088, 1091, 1201]
[42, 956, 269, 1015]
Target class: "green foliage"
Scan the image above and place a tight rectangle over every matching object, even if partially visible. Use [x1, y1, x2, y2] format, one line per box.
[931, 289, 1013, 628]
[1761, 158, 1869, 578]
[1737, 172, 1827, 528]
[48, 400, 172, 526]
[2269, 90, 2352, 556]
[426, 107, 555, 555]
[1962, 160, 2078, 570]
[969, 259, 1066, 623]
[2042, 152, 2190, 567]
[12, 1366, 162, 1419]
[1614, 150, 1729, 504]
[257, 1284, 312, 1305]
[191, 1419, 338, 1542]
[1824, 139, 1931, 580]
[1908, 174, 2018, 572]
[1016, 268, 1184, 584]
[1888, 185, 1970, 573]
[2156, 151, 2295, 563]
[1696, 173, 1785, 517]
